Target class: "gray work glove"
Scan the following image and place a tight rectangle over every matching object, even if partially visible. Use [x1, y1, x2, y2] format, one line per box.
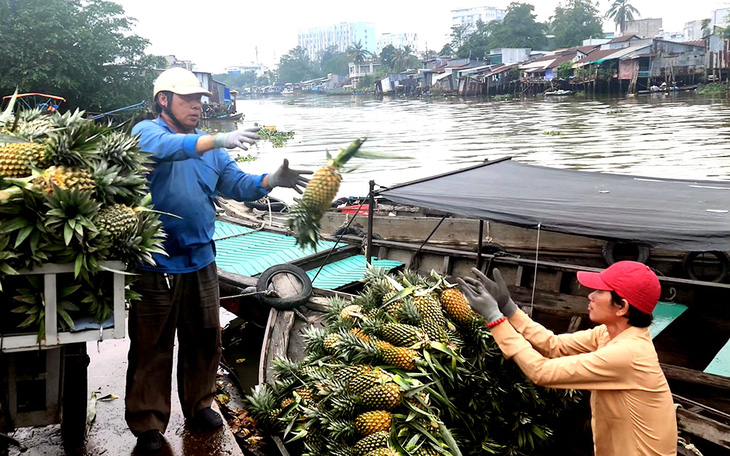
[267, 159, 312, 194]
[213, 127, 260, 150]
[455, 277, 504, 324]
[468, 268, 518, 317]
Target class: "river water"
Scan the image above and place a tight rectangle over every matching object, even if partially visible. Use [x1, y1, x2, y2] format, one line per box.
[229, 92, 730, 202]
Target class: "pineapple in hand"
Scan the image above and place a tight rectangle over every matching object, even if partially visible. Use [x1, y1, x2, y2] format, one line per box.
[287, 138, 366, 249]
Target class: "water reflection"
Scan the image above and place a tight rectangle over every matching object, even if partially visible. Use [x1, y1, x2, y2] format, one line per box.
[232, 93, 730, 201]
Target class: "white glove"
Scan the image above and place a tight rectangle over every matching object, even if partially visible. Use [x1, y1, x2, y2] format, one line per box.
[213, 127, 260, 150]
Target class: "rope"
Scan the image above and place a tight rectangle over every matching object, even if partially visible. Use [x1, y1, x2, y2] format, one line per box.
[408, 214, 447, 269]
[530, 223, 542, 313]
[311, 198, 370, 284]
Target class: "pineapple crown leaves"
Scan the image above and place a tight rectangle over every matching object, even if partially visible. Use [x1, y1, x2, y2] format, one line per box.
[0, 90, 19, 126]
[97, 129, 151, 172]
[325, 138, 410, 174]
[44, 186, 101, 246]
[335, 330, 381, 365]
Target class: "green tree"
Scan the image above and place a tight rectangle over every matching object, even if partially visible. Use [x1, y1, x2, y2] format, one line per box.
[320, 47, 349, 76]
[550, 0, 604, 49]
[605, 0, 640, 34]
[485, 3, 548, 50]
[346, 41, 371, 65]
[277, 46, 315, 84]
[380, 44, 398, 70]
[449, 24, 471, 55]
[456, 20, 492, 59]
[392, 45, 421, 72]
[439, 43, 455, 57]
[0, 0, 165, 112]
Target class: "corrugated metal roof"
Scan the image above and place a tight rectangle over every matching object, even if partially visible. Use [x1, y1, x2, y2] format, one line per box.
[306, 255, 403, 290]
[214, 221, 339, 277]
[574, 45, 648, 66]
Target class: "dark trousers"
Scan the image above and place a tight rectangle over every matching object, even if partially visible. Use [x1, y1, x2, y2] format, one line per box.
[125, 262, 221, 435]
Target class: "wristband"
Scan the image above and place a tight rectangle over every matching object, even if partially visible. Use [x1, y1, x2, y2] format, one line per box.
[486, 317, 507, 329]
[212, 133, 227, 149]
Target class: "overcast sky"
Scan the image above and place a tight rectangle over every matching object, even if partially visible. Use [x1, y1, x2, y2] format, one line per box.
[114, 0, 730, 73]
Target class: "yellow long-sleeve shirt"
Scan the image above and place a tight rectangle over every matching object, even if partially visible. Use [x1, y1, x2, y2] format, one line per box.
[490, 309, 676, 456]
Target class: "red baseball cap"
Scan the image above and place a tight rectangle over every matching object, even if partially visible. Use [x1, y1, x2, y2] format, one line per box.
[576, 261, 661, 314]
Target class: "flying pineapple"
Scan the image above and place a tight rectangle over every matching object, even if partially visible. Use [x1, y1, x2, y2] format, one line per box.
[287, 138, 365, 249]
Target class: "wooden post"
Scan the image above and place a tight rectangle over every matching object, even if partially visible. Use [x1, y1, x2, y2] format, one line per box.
[366, 180, 375, 265]
[477, 220, 484, 270]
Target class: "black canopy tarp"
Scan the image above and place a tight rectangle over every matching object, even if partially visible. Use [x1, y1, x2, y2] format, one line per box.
[379, 159, 730, 252]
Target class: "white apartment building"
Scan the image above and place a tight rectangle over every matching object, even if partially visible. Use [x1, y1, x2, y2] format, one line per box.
[298, 22, 376, 62]
[226, 64, 266, 77]
[451, 6, 505, 31]
[377, 32, 419, 52]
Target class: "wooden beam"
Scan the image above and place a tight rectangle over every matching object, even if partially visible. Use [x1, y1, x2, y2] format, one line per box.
[662, 364, 730, 391]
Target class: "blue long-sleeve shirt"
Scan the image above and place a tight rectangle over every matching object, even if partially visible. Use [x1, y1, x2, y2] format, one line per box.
[132, 117, 269, 273]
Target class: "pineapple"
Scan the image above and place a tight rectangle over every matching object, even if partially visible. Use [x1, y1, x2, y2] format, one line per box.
[348, 370, 390, 395]
[341, 304, 365, 321]
[413, 292, 446, 326]
[350, 328, 371, 343]
[294, 387, 315, 402]
[287, 138, 365, 249]
[381, 323, 428, 347]
[354, 410, 392, 436]
[96, 204, 138, 241]
[419, 319, 448, 344]
[0, 142, 47, 177]
[381, 346, 420, 371]
[440, 287, 480, 324]
[364, 449, 398, 456]
[32, 165, 95, 194]
[360, 383, 402, 411]
[354, 430, 390, 456]
[323, 333, 341, 354]
[334, 364, 373, 384]
[280, 397, 295, 408]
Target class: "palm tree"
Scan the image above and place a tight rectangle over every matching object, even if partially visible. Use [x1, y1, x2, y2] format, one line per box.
[346, 41, 370, 65]
[606, 0, 640, 35]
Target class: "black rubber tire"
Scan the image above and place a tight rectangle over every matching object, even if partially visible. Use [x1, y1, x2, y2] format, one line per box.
[682, 251, 730, 283]
[601, 241, 651, 265]
[474, 242, 506, 256]
[61, 343, 89, 450]
[256, 264, 313, 310]
[333, 226, 367, 238]
[244, 196, 289, 213]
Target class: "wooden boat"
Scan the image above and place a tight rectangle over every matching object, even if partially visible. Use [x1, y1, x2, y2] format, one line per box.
[544, 89, 574, 96]
[214, 158, 730, 452]
[201, 112, 243, 121]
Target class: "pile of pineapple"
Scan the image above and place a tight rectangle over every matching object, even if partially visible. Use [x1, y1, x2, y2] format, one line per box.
[0, 97, 165, 336]
[246, 267, 582, 456]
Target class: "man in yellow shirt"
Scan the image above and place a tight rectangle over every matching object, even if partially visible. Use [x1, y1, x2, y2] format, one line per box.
[457, 261, 677, 456]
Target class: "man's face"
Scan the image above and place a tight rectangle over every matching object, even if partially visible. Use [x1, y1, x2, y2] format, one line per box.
[161, 93, 203, 132]
[586, 289, 622, 324]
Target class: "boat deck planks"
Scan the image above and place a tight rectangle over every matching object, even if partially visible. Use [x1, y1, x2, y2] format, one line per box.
[704, 337, 730, 377]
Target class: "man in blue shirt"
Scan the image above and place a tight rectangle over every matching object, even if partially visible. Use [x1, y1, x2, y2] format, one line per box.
[127, 67, 310, 454]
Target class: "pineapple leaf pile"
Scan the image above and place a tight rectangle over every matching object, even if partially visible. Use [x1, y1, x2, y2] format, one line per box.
[0, 96, 166, 337]
[245, 266, 582, 456]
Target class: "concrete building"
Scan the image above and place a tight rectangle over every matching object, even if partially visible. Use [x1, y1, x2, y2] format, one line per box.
[377, 32, 419, 53]
[624, 18, 663, 38]
[297, 22, 376, 62]
[451, 6, 505, 32]
[226, 64, 266, 77]
[684, 19, 709, 41]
